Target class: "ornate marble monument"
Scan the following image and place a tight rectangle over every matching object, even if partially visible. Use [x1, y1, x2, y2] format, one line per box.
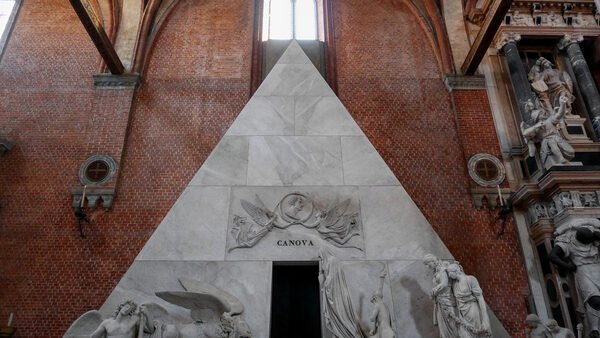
[64, 41, 510, 337]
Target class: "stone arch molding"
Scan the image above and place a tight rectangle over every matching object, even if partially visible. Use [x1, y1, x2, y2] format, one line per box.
[90, 0, 183, 74]
[96, 0, 454, 75]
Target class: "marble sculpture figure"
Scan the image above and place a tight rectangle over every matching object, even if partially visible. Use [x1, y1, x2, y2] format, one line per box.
[521, 95, 574, 169]
[525, 313, 551, 338]
[424, 254, 459, 338]
[528, 57, 575, 116]
[424, 254, 492, 338]
[546, 319, 576, 338]
[368, 270, 396, 338]
[319, 248, 365, 338]
[64, 278, 252, 338]
[446, 263, 492, 338]
[550, 218, 600, 338]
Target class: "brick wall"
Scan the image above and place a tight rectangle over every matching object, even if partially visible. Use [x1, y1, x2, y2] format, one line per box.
[0, 0, 529, 336]
[333, 0, 529, 336]
[0, 0, 253, 335]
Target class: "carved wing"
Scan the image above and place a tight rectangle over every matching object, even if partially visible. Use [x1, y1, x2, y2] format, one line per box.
[63, 310, 103, 337]
[179, 277, 244, 315]
[241, 199, 273, 226]
[321, 199, 351, 228]
[156, 291, 230, 322]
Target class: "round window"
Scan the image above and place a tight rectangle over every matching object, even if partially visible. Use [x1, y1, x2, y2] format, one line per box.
[85, 160, 110, 183]
[79, 155, 117, 185]
[468, 153, 506, 187]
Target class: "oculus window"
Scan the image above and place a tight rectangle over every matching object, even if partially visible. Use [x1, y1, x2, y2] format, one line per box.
[263, 0, 318, 41]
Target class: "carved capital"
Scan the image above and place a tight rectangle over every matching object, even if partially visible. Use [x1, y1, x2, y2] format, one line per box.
[494, 32, 521, 51]
[558, 33, 584, 50]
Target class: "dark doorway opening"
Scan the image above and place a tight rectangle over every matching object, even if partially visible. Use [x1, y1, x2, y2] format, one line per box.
[270, 262, 322, 338]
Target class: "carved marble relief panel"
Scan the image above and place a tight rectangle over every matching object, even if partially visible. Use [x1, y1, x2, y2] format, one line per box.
[225, 187, 365, 260]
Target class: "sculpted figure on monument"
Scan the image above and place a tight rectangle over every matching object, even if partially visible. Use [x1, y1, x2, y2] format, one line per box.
[546, 319, 576, 338]
[368, 271, 396, 338]
[521, 95, 575, 169]
[550, 218, 600, 338]
[528, 57, 575, 116]
[90, 300, 157, 338]
[525, 314, 551, 338]
[318, 248, 365, 338]
[64, 278, 252, 338]
[446, 263, 492, 338]
[423, 254, 458, 338]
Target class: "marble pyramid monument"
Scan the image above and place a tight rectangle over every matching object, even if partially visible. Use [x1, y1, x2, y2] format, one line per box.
[66, 41, 510, 337]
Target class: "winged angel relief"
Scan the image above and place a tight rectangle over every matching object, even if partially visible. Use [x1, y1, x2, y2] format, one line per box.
[228, 193, 364, 252]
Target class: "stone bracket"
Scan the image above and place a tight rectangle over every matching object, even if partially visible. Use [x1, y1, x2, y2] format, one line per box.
[470, 187, 512, 209]
[93, 73, 141, 89]
[71, 187, 116, 211]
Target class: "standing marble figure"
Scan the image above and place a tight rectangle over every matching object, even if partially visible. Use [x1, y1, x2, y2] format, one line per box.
[550, 218, 600, 338]
[521, 95, 574, 169]
[446, 263, 492, 338]
[318, 249, 365, 338]
[423, 254, 458, 338]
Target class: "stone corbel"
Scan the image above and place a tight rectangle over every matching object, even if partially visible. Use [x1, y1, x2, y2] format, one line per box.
[71, 187, 116, 211]
[557, 33, 584, 51]
[469, 187, 512, 209]
[0, 138, 12, 157]
[494, 32, 521, 51]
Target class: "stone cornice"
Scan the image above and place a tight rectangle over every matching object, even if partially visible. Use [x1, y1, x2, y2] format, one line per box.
[444, 75, 486, 91]
[93, 73, 141, 89]
[512, 167, 600, 205]
[499, 26, 600, 38]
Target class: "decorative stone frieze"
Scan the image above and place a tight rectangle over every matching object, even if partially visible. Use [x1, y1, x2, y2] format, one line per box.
[526, 190, 600, 225]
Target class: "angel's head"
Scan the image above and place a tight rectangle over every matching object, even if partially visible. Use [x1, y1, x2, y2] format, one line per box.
[114, 300, 138, 318]
[446, 263, 463, 280]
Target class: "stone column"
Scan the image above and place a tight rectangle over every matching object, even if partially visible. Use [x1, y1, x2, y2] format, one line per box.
[496, 33, 536, 123]
[559, 34, 600, 139]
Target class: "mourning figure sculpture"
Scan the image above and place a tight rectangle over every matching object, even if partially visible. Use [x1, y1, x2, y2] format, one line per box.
[424, 256, 491, 338]
[368, 271, 395, 338]
[550, 218, 600, 338]
[64, 278, 252, 338]
[446, 263, 492, 338]
[521, 95, 574, 169]
[423, 254, 458, 338]
[525, 314, 551, 338]
[318, 248, 365, 338]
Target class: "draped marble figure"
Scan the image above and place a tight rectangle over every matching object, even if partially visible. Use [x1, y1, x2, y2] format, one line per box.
[318, 249, 365, 338]
[446, 263, 492, 338]
[424, 254, 459, 338]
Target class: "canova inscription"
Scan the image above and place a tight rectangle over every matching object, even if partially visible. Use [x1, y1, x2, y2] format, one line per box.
[228, 192, 364, 252]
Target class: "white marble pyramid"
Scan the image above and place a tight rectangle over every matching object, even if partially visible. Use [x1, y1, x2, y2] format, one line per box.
[92, 41, 509, 338]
